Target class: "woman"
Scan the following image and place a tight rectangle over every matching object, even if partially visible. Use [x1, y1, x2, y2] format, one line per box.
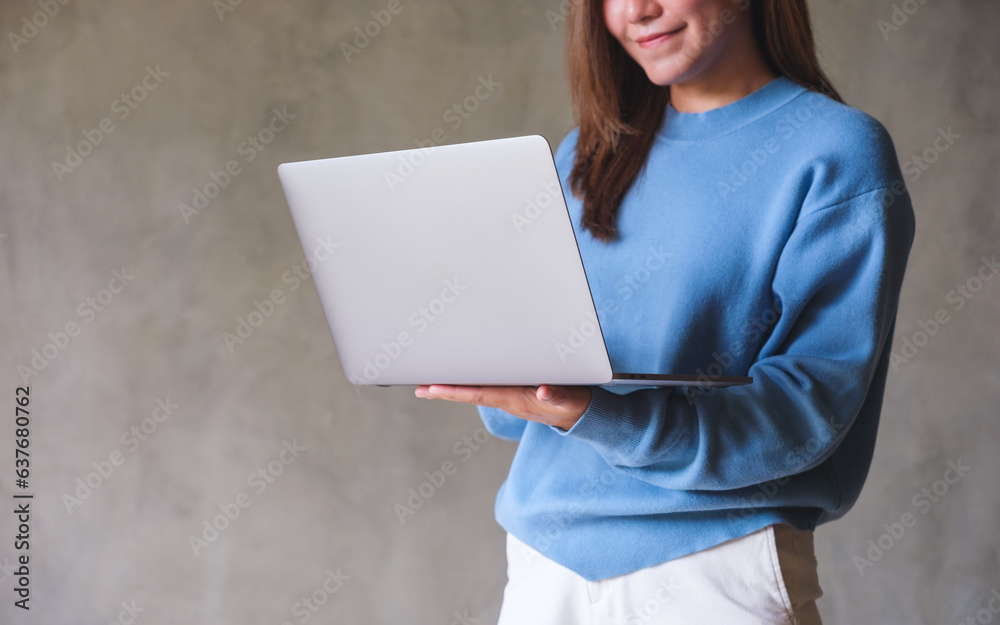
[416, 0, 914, 622]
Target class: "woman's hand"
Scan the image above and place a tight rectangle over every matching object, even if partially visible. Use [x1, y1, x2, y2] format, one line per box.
[414, 384, 592, 431]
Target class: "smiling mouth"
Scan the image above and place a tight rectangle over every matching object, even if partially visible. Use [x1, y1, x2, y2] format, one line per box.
[635, 25, 686, 48]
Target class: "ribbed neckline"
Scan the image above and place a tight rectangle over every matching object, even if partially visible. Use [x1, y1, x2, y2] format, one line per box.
[657, 76, 807, 141]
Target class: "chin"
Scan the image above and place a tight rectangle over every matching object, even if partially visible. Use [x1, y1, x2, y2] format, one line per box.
[637, 50, 710, 87]
[639, 65, 690, 88]
[643, 72, 678, 87]
[627, 52, 691, 87]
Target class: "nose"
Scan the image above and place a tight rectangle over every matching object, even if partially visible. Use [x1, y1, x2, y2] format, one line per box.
[624, 0, 663, 24]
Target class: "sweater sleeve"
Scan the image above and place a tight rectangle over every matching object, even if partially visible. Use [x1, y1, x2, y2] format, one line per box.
[477, 405, 527, 442]
[549, 186, 915, 490]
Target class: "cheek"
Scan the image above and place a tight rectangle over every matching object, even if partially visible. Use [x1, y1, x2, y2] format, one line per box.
[680, 11, 733, 61]
[602, 0, 626, 42]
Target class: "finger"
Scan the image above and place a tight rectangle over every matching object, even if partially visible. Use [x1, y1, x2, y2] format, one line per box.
[536, 385, 555, 402]
[424, 385, 533, 408]
[538, 385, 577, 405]
[425, 385, 482, 403]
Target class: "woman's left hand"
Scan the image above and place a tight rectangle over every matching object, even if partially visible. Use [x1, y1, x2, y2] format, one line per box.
[414, 384, 592, 431]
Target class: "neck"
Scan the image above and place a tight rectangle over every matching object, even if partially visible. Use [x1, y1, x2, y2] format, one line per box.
[668, 22, 778, 113]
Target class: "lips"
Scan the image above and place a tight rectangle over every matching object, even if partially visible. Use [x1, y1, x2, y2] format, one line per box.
[635, 25, 686, 48]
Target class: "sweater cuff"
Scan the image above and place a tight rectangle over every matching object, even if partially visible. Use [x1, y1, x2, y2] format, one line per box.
[548, 386, 669, 457]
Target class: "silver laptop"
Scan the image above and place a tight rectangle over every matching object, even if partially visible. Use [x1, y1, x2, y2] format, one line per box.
[277, 135, 751, 388]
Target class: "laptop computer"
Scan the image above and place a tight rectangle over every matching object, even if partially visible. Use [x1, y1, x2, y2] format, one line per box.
[277, 135, 751, 388]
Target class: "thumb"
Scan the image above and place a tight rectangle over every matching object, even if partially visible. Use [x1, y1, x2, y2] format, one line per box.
[536, 385, 558, 403]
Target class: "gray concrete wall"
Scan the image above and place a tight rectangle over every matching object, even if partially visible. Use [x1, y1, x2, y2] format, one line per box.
[0, 1, 996, 623]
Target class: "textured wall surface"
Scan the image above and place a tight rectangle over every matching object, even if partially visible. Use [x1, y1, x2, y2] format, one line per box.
[0, 1, 996, 623]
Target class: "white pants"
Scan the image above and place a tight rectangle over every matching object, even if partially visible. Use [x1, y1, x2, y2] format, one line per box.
[497, 524, 823, 625]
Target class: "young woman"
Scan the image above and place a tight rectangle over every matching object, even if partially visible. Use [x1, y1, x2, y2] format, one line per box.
[416, 0, 914, 622]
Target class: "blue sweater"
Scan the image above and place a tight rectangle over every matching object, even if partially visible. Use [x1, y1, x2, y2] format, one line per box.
[477, 77, 915, 582]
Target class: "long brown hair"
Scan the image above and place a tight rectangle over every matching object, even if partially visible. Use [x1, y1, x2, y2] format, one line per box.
[566, 0, 843, 242]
